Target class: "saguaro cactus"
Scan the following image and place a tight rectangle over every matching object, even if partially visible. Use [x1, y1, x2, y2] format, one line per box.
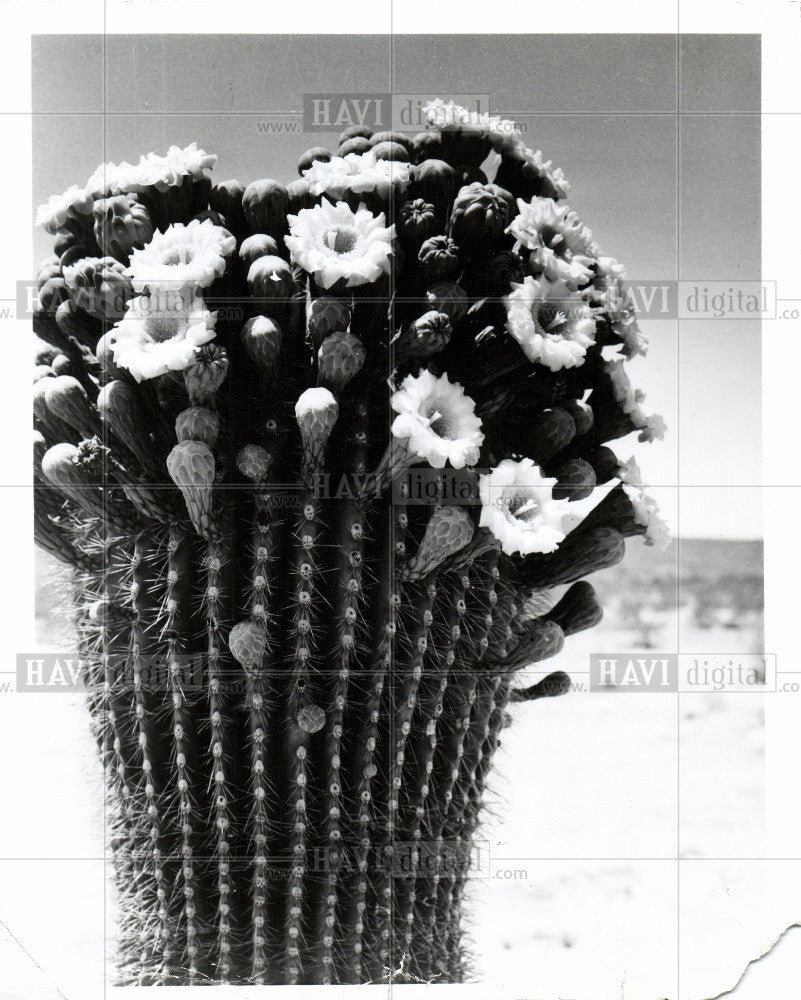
[33, 106, 668, 985]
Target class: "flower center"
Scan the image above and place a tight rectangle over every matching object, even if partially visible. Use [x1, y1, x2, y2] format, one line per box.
[506, 488, 541, 522]
[322, 226, 358, 255]
[161, 247, 195, 266]
[422, 399, 451, 438]
[537, 302, 569, 337]
[540, 224, 564, 251]
[144, 312, 185, 343]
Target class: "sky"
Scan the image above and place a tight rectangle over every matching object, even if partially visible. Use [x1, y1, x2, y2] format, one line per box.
[31, 34, 762, 539]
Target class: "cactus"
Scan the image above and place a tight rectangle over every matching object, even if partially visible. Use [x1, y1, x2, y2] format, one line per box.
[32, 109, 669, 985]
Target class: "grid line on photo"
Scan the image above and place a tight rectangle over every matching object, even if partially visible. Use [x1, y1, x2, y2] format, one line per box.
[676, 13, 682, 996]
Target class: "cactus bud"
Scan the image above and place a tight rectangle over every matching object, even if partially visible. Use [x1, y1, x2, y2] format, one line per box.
[286, 178, 314, 215]
[418, 236, 460, 282]
[236, 444, 273, 483]
[585, 446, 620, 484]
[247, 255, 294, 309]
[242, 179, 289, 238]
[370, 131, 413, 152]
[176, 407, 219, 448]
[241, 316, 283, 384]
[517, 524, 626, 590]
[33, 429, 47, 473]
[371, 141, 409, 163]
[530, 407, 576, 464]
[397, 199, 438, 247]
[41, 442, 83, 487]
[239, 234, 280, 269]
[229, 620, 268, 673]
[545, 580, 603, 635]
[411, 130, 444, 163]
[295, 387, 339, 474]
[297, 148, 331, 174]
[210, 179, 247, 237]
[401, 506, 475, 581]
[510, 670, 572, 703]
[40, 441, 108, 521]
[307, 297, 351, 349]
[426, 281, 468, 324]
[317, 331, 365, 394]
[552, 459, 596, 502]
[44, 375, 99, 439]
[484, 250, 525, 296]
[562, 398, 594, 436]
[95, 379, 159, 476]
[54, 298, 102, 350]
[449, 183, 514, 253]
[500, 618, 565, 670]
[92, 195, 154, 261]
[33, 377, 74, 442]
[339, 137, 371, 157]
[339, 124, 373, 145]
[95, 330, 127, 379]
[393, 311, 452, 362]
[62, 256, 134, 321]
[184, 344, 228, 405]
[411, 159, 457, 220]
[167, 440, 217, 539]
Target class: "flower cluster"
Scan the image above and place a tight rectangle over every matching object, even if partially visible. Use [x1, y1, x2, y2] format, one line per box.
[37, 143, 216, 232]
[106, 219, 234, 381]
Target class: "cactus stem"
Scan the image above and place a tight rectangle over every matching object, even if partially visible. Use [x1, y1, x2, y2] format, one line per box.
[245, 489, 284, 983]
[203, 533, 237, 983]
[376, 577, 437, 970]
[163, 525, 202, 982]
[129, 533, 172, 980]
[310, 395, 368, 984]
[283, 485, 329, 983]
[341, 502, 394, 981]
[422, 553, 499, 978]
[403, 569, 468, 980]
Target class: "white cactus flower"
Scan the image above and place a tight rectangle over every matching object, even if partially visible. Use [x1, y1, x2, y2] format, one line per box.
[390, 370, 483, 470]
[479, 458, 569, 555]
[285, 198, 394, 290]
